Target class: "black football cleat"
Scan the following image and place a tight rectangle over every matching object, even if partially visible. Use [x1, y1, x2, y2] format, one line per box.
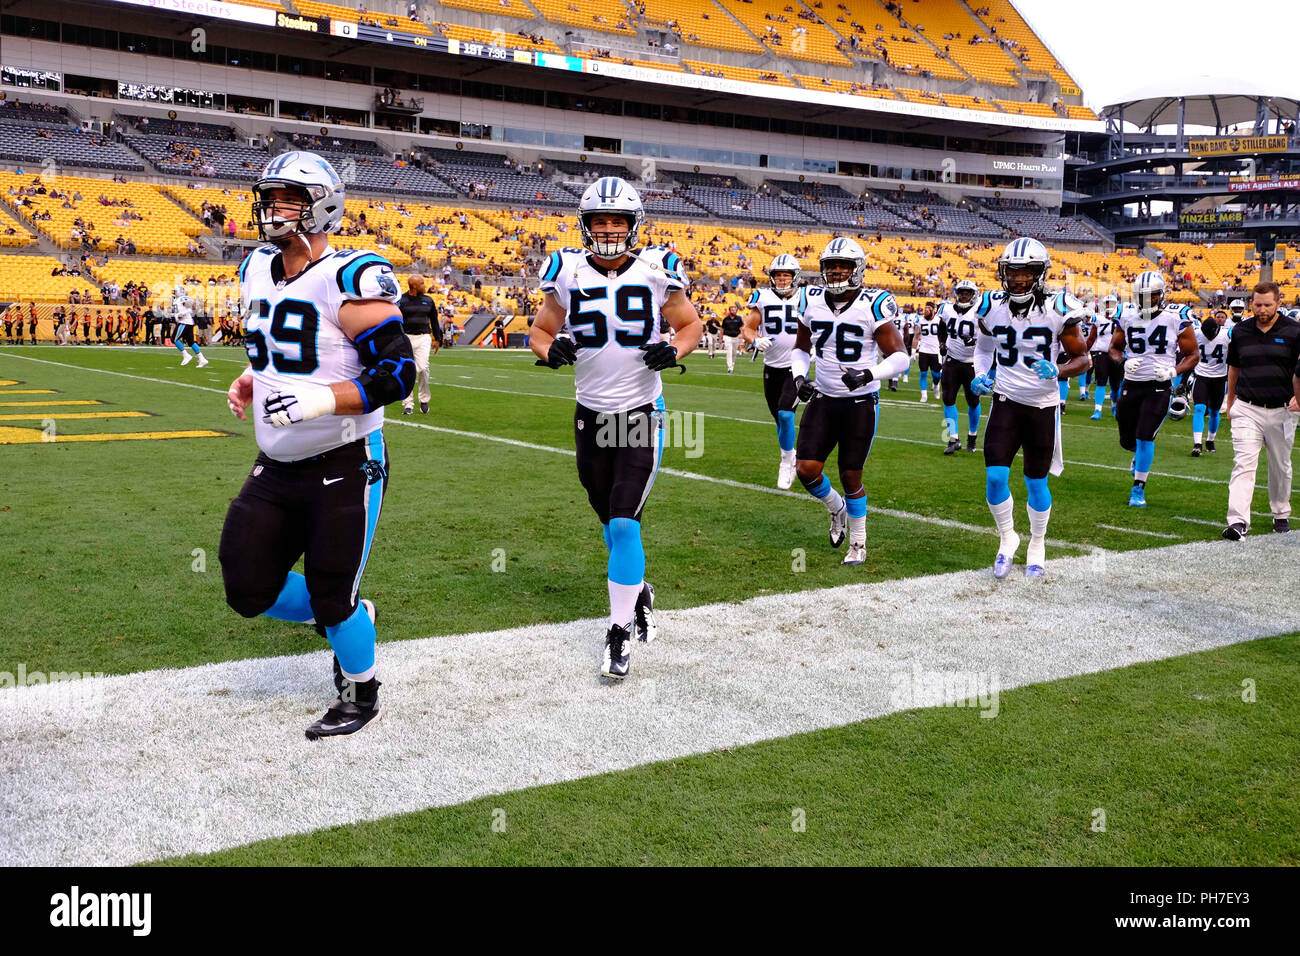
[420, 401, 429, 414]
[1206, 439, 1216, 453]
[887, 381, 897, 392]
[1274, 518, 1291, 534]
[943, 438, 960, 455]
[634, 582, 657, 643]
[601, 623, 632, 679]
[1222, 523, 1247, 541]
[306, 676, 381, 740]
[1191, 443, 1202, 457]
[966, 434, 977, 452]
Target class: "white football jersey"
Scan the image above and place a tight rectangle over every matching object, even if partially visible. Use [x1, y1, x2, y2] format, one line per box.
[172, 293, 194, 325]
[747, 285, 806, 369]
[1116, 304, 1187, 382]
[914, 311, 944, 354]
[800, 285, 898, 399]
[976, 290, 1084, 409]
[1194, 322, 1231, 378]
[239, 244, 401, 462]
[1090, 311, 1118, 353]
[539, 245, 688, 413]
[938, 301, 979, 363]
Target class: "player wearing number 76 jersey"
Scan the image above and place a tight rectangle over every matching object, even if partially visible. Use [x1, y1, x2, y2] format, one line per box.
[972, 238, 1091, 579]
[220, 151, 415, 740]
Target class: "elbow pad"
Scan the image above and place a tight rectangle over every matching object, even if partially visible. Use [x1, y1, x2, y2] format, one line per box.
[791, 348, 811, 380]
[351, 317, 415, 412]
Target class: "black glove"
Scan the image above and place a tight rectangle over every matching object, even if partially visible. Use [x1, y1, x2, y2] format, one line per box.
[639, 341, 685, 373]
[961, 335, 976, 347]
[1175, 372, 1195, 398]
[794, 375, 817, 402]
[841, 368, 874, 391]
[534, 335, 577, 368]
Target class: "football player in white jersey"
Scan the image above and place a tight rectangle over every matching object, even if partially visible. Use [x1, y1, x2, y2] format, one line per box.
[1191, 309, 1231, 456]
[530, 177, 702, 680]
[172, 289, 208, 368]
[912, 301, 944, 403]
[1089, 293, 1123, 419]
[743, 253, 806, 489]
[791, 237, 909, 566]
[938, 279, 983, 454]
[220, 151, 415, 740]
[1228, 298, 1246, 324]
[971, 238, 1091, 579]
[1108, 270, 1198, 507]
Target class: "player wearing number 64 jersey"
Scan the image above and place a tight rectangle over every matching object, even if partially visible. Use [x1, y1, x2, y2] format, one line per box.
[973, 238, 1091, 579]
[220, 151, 415, 740]
[791, 237, 909, 567]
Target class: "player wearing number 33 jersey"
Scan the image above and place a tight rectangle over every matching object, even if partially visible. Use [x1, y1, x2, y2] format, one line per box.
[974, 237, 1090, 580]
[219, 151, 415, 741]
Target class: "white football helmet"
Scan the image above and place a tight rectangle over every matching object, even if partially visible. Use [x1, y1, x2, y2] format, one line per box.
[996, 237, 1050, 306]
[1168, 394, 1190, 421]
[252, 151, 346, 241]
[953, 279, 978, 312]
[1228, 298, 1246, 321]
[1133, 270, 1166, 319]
[578, 177, 644, 258]
[767, 253, 800, 298]
[819, 237, 866, 294]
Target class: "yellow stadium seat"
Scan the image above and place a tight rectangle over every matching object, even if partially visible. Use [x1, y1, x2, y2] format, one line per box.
[636, 0, 763, 55]
[527, 0, 637, 36]
[715, 0, 851, 66]
[685, 60, 794, 87]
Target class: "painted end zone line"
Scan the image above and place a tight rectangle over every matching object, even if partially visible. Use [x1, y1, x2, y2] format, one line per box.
[2, 535, 1297, 866]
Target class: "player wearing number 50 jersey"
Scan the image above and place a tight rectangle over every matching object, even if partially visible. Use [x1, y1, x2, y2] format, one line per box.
[220, 151, 415, 740]
[973, 238, 1091, 579]
[791, 237, 909, 567]
[1109, 271, 1198, 505]
[743, 254, 807, 489]
[938, 279, 983, 454]
[530, 177, 702, 681]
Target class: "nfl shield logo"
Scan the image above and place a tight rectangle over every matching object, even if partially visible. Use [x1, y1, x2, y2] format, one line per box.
[252, 465, 263, 477]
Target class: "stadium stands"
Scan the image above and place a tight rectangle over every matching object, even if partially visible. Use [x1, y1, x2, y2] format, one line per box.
[636, 0, 764, 55]
[0, 122, 145, 173]
[438, 0, 533, 18]
[0, 205, 35, 248]
[684, 60, 796, 87]
[965, 0, 1081, 95]
[716, 0, 851, 66]
[0, 255, 102, 304]
[527, 0, 637, 36]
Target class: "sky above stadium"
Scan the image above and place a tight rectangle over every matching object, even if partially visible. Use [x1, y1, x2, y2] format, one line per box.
[1014, 0, 1300, 113]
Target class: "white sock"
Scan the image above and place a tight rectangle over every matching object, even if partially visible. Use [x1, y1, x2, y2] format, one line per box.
[920, 390, 927, 401]
[1027, 504, 1049, 566]
[989, 494, 1016, 547]
[849, 514, 866, 546]
[608, 579, 641, 630]
[1208, 430, 1217, 441]
[780, 448, 795, 464]
[1193, 431, 1202, 444]
[821, 486, 845, 515]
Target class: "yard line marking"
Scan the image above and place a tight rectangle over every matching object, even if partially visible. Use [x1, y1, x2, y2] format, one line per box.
[1096, 523, 1181, 540]
[1172, 516, 1224, 528]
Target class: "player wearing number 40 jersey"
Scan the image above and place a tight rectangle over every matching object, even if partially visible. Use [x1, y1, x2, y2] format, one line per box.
[743, 253, 807, 489]
[220, 151, 415, 741]
[791, 237, 909, 567]
[1109, 271, 1198, 505]
[531, 177, 702, 681]
[973, 238, 1092, 579]
[938, 279, 983, 454]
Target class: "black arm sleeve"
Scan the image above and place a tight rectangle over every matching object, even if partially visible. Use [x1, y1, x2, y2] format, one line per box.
[350, 316, 416, 412]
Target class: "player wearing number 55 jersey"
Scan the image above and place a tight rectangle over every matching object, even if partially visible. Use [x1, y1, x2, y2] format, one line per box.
[792, 237, 909, 567]
[1109, 270, 1198, 505]
[743, 253, 807, 489]
[973, 238, 1091, 579]
[531, 177, 702, 680]
[220, 151, 415, 740]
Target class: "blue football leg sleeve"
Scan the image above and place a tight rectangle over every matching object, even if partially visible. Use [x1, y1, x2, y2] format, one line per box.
[1192, 403, 1206, 436]
[326, 601, 377, 680]
[986, 465, 1011, 505]
[607, 516, 645, 585]
[1024, 475, 1051, 511]
[264, 570, 314, 623]
[943, 403, 959, 439]
[776, 410, 796, 452]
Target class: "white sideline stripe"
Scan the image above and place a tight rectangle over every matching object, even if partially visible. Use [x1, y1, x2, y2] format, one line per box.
[1096, 523, 1182, 540]
[2, 536, 1298, 867]
[1172, 516, 1224, 528]
[0, 351, 1092, 550]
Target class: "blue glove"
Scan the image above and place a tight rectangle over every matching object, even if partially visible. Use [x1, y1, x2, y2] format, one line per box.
[1031, 357, 1057, 380]
[970, 374, 995, 397]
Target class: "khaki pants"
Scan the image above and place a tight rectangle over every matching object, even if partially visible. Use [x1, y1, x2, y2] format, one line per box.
[1226, 400, 1299, 529]
[724, 334, 740, 371]
[403, 333, 431, 410]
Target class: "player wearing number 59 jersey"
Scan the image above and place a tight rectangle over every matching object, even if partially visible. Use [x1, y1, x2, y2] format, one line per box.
[743, 254, 807, 489]
[791, 237, 909, 567]
[220, 151, 415, 741]
[531, 177, 702, 681]
[973, 238, 1091, 579]
[1109, 271, 1198, 504]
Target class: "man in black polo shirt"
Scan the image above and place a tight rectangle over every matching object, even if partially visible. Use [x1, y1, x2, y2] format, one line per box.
[721, 305, 744, 373]
[1223, 281, 1300, 539]
[399, 275, 437, 415]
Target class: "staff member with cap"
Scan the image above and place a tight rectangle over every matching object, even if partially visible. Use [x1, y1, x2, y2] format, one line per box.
[399, 275, 437, 415]
[1223, 281, 1300, 539]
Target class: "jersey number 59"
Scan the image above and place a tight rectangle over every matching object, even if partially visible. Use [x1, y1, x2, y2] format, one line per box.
[245, 298, 319, 375]
[569, 285, 654, 348]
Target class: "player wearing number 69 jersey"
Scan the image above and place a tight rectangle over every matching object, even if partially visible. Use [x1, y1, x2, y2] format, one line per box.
[530, 177, 702, 681]
[743, 253, 807, 489]
[973, 238, 1091, 579]
[1109, 271, 1198, 505]
[220, 151, 415, 741]
[791, 237, 909, 567]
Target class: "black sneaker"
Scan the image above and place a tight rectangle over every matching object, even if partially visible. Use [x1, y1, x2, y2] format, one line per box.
[602, 623, 632, 679]
[1191, 443, 1202, 457]
[634, 582, 656, 643]
[943, 438, 960, 455]
[306, 676, 381, 740]
[1222, 523, 1247, 541]
[1206, 439, 1216, 453]
[419, 401, 429, 414]
[966, 434, 977, 453]
[1274, 518, 1290, 534]
[402, 407, 413, 415]
[888, 381, 897, 392]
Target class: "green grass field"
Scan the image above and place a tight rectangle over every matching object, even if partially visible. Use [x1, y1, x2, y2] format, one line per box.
[2, 342, 1296, 866]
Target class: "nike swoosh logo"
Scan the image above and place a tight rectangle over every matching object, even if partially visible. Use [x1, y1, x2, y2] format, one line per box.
[323, 477, 345, 485]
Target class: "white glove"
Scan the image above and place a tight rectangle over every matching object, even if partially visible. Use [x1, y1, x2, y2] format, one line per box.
[262, 386, 336, 428]
[227, 369, 253, 420]
[755, 336, 773, 353]
[1153, 364, 1175, 382]
[1124, 357, 1142, 377]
